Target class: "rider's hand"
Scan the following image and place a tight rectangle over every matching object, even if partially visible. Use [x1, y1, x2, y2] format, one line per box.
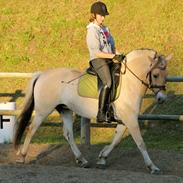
[113, 54, 126, 62]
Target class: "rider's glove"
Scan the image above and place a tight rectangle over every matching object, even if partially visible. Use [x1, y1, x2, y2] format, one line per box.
[113, 54, 126, 62]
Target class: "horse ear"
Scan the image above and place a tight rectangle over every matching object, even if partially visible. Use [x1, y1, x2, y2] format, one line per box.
[148, 56, 158, 64]
[165, 54, 173, 62]
[148, 56, 153, 63]
[147, 56, 158, 74]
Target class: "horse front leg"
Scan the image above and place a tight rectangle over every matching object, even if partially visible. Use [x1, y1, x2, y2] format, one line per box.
[96, 124, 127, 168]
[125, 115, 160, 174]
[61, 110, 89, 168]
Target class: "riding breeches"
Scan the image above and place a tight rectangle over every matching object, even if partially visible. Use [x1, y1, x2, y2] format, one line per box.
[90, 58, 112, 88]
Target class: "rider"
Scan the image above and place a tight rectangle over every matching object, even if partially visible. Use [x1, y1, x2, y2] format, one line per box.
[86, 1, 125, 123]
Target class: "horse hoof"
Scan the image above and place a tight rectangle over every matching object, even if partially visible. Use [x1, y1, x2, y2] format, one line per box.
[16, 158, 25, 164]
[77, 161, 90, 168]
[16, 154, 26, 164]
[96, 156, 107, 169]
[151, 168, 161, 175]
[81, 162, 90, 168]
[147, 165, 161, 175]
[96, 163, 106, 169]
[76, 158, 90, 168]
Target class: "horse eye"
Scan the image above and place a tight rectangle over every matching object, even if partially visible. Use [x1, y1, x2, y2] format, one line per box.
[153, 74, 159, 79]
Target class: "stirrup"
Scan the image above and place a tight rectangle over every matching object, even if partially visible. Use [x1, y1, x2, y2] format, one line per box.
[109, 116, 123, 124]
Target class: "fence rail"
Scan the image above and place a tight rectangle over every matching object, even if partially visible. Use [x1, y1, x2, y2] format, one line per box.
[0, 110, 58, 116]
[0, 72, 183, 82]
[1, 109, 183, 121]
[1, 72, 183, 145]
[0, 72, 33, 78]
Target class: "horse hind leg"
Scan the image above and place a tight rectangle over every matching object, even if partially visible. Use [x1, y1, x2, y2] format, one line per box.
[16, 113, 45, 163]
[60, 109, 89, 168]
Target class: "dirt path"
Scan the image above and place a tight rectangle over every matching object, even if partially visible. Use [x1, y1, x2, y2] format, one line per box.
[0, 144, 183, 183]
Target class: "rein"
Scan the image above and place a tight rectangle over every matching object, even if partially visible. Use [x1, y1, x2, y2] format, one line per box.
[61, 53, 167, 95]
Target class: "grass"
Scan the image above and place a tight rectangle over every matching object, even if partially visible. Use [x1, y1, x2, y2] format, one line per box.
[29, 119, 183, 152]
[121, 122, 183, 152]
[0, 0, 183, 73]
[0, 0, 183, 151]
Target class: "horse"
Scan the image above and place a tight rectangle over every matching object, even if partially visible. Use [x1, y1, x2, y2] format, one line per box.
[13, 48, 172, 174]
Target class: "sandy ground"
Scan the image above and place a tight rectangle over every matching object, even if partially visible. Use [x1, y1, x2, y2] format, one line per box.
[0, 144, 183, 183]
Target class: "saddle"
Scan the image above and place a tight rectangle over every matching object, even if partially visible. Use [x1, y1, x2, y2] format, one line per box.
[78, 62, 121, 102]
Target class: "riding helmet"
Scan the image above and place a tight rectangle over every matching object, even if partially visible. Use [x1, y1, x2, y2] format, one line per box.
[90, 1, 109, 16]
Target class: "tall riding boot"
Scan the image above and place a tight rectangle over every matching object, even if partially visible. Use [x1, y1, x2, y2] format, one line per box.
[97, 85, 110, 123]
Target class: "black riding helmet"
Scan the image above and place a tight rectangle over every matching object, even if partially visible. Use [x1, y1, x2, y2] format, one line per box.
[90, 1, 109, 16]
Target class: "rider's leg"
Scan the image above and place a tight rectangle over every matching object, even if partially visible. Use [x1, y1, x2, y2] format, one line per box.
[90, 58, 112, 123]
[97, 84, 110, 122]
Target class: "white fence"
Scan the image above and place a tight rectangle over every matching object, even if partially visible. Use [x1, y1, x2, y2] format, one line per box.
[0, 72, 183, 145]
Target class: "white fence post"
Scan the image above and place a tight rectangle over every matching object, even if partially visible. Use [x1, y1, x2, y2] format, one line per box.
[0, 102, 16, 143]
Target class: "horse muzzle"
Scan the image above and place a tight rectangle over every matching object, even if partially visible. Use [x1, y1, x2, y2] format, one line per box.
[155, 91, 167, 104]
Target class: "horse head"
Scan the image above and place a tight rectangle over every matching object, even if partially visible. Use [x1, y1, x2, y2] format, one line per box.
[147, 54, 173, 103]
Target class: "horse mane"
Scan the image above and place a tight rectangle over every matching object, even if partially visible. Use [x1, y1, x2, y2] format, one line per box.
[126, 48, 157, 62]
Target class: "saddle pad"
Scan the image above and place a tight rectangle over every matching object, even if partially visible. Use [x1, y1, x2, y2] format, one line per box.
[78, 74, 98, 98]
[78, 73, 121, 100]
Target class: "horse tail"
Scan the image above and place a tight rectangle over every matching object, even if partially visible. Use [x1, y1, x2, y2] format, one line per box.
[13, 72, 42, 149]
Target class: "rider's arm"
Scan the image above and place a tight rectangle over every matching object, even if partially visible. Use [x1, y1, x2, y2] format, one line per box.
[87, 26, 119, 60]
[95, 51, 115, 59]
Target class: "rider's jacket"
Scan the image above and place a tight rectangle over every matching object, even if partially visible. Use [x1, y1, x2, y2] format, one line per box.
[86, 22, 116, 61]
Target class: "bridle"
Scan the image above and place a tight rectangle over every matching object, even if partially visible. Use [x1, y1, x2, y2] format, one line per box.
[121, 54, 167, 95]
[147, 63, 167, 95]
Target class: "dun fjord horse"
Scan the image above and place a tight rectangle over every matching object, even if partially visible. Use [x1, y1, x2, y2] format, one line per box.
[14, 49, 172, 174]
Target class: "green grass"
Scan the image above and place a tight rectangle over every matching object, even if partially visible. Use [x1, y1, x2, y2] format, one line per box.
[0, 0, 183, 151]
[0, 0, 183, 73]
[120, 122, 183, 152]
[28, 119, 183, 152]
